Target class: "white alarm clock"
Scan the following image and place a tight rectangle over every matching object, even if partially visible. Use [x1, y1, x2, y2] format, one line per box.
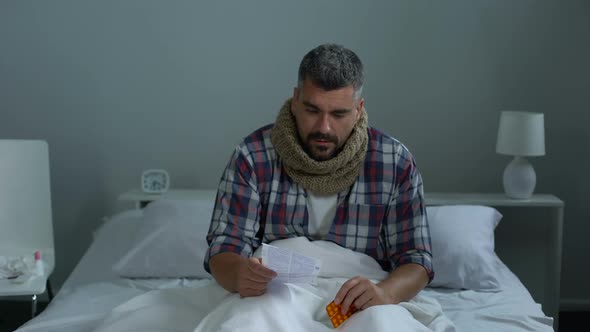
[141, 169, 170, 194]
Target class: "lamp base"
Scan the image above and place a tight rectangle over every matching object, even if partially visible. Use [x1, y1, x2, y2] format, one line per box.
[503, 156, 536, 199]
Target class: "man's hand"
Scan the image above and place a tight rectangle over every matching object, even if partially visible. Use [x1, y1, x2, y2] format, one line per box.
[333, 263, 429, 315]
[333, 276, 392, 314]
[235, 257, 277, 297]
[209, 252, 277, 298]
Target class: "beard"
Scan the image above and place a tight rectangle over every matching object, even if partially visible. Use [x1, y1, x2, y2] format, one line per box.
[303, 132, 340, 161]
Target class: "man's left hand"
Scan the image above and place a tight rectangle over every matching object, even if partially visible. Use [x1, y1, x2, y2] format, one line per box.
[333, 276, 393, 315]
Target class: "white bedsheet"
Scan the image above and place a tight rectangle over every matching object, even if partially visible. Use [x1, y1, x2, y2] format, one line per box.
[90, 281, 455, 332]
[90, 237, 456, 332]
[423, 270, 554, 330]
[15, 210, 554, 332]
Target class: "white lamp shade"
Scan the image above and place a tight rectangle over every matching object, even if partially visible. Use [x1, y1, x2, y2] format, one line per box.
[496, 111, 545, 157]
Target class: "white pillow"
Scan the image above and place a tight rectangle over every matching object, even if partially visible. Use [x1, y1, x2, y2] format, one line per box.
[427, 205, 503, 291]
[112, 197, 215, 279]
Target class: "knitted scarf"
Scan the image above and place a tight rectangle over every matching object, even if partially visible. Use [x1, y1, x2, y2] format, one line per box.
[270, 98, 368, 195]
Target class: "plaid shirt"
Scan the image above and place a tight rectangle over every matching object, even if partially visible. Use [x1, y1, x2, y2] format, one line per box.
[205, 124, 433, 280]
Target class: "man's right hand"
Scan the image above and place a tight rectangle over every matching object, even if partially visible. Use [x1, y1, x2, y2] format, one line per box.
[235, 257, 277, 297]
[209, 252, 277, 297]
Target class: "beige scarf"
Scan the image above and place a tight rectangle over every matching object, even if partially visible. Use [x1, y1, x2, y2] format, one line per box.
[270, 98, 368, 195]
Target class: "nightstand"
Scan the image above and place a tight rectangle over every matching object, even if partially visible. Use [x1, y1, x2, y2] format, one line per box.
[0, 249, 55, 317]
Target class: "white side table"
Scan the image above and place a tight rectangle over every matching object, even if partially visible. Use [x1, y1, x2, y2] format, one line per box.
[0, 248, 55, 317]
[426, 192, 564, 330]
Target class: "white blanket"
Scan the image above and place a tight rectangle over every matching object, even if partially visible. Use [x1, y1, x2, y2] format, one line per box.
[91, 238, 456, 332]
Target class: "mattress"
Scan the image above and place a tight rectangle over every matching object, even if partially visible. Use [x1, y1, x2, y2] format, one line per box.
[14, 209, 553, 332]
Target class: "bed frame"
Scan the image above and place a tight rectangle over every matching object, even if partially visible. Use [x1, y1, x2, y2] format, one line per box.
[118, 189, 564, 330]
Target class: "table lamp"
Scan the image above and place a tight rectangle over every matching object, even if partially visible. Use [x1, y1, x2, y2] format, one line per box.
[495, 111, 545, 199]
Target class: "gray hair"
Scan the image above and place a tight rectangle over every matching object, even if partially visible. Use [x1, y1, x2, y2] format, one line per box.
[297, 44, 364, 100]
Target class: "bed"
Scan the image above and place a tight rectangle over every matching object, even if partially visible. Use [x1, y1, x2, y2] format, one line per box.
[14, 190, 555, 332]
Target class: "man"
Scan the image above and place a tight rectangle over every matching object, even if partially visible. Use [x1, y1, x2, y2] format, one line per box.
[205, 43, 433, 316]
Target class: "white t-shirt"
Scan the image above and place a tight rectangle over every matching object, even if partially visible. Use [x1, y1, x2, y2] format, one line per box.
[306, 192, 338, 239]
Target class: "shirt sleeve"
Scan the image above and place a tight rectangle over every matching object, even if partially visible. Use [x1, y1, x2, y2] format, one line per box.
[203, 144, 263, 273]
[386, 149, 434, 282]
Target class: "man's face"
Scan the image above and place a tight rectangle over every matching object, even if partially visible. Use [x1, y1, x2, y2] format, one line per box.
[291, 80, 364, 161]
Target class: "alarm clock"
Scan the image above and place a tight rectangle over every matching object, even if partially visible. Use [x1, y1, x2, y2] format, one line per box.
[141, 169, 170, 194]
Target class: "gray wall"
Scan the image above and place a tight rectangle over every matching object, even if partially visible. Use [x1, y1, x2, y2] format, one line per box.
[1, 1, 588, 308]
